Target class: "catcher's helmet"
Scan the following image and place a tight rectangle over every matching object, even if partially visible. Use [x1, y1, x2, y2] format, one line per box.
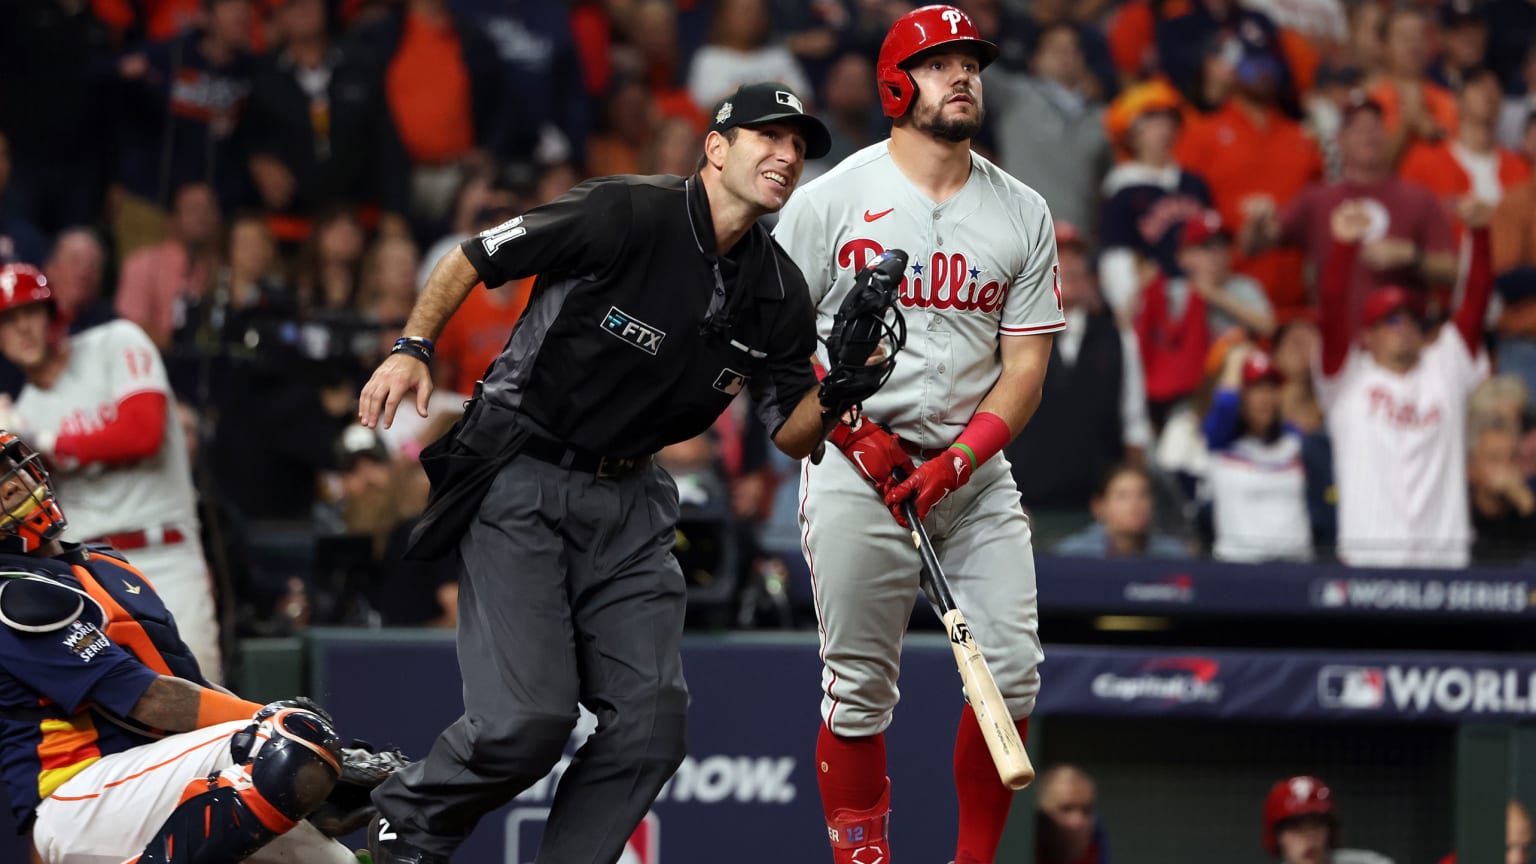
[0, 263, 54, 316]
[1263, 776, 1337, 856]
[876, 5, 998, 118]
[0, 430, 67, 553]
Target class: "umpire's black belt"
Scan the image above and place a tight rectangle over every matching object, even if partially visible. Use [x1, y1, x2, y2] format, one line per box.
[519, 434, 652, 479]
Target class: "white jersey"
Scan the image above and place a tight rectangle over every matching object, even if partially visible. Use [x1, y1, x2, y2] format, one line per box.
[16, 320, 200, 541]
[1316, 328, 1488, 568]
[774, 141, 1066, 447]
[1208, 433, 1312, 563]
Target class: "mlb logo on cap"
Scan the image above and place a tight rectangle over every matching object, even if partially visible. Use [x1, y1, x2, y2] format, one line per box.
[706, 82, 833, 159]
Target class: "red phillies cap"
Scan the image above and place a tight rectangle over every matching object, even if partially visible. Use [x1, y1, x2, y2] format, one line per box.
[1361, 285, 1420, 327]
[1181, 210, 1229, 249]
[1242, 350, 1282, 385]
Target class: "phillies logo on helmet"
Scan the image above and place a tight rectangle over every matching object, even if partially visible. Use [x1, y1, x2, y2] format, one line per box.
[838, 238, 1005, 314]
[876, 5, 999, 117]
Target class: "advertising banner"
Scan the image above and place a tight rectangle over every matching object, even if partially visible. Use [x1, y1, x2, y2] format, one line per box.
[1036, 646, 1536, 723]
[314, 632, 964, 863]
[3, 632, 1534, 864]
[310, 633, 1536, 863]
[1038, 556, 1536, 619]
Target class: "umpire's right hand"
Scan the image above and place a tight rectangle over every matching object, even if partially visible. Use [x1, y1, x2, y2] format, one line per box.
[359, 353, 434, 430]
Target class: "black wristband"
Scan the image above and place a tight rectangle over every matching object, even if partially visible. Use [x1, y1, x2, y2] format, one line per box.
[390, 343, 432, 365]
[394, 335, 435, 353]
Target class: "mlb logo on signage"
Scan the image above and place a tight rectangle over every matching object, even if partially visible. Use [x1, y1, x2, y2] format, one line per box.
[507, 809, 658, 863]
[1313, 580, 1348, 608]
[1317, 665, 1385, 709]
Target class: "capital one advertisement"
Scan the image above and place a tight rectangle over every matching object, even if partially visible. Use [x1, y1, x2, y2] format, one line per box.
[316, 633, 964, 863]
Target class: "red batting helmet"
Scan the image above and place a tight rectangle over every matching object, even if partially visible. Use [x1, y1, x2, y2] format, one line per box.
[0, 264, 54, 316]
[876, 5, 999, 118]
[1262, 776, 1338, 856]
[0, 430, 67, 553]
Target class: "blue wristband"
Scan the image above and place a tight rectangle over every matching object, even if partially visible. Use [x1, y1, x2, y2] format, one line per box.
[394, 336, 435, 352]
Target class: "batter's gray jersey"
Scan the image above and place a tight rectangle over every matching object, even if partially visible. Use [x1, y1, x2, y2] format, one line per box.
[773, 141, 1066, 447]
[776, 141, 1059, 735]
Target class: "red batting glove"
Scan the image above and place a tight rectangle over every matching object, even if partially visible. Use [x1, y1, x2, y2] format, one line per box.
[829, 417, 914, 496]
[884, 447, 972, 527]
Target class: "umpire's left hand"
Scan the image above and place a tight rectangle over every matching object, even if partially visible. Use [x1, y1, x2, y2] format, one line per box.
[359, 353, 434, 430]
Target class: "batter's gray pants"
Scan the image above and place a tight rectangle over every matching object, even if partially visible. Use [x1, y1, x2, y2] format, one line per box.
[371, 454, 689, 863]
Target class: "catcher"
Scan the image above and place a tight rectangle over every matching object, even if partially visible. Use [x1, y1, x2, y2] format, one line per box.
[0, 429, 407, 863]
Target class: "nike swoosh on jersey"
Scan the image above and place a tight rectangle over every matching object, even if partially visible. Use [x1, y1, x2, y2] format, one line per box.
[863, 208, 895, 222]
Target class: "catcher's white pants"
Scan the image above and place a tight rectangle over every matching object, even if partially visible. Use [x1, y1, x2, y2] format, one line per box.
[30, 721, 355, 864]
[799, 449, 1043, 737]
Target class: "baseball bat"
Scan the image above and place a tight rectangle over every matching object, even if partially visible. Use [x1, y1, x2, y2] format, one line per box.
[901, 498, 1035, 790]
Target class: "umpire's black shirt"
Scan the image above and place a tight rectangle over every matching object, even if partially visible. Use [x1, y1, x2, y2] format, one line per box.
[461, 173, 819, 457]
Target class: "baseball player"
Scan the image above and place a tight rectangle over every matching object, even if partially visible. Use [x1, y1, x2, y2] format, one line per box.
[0, 428, 400, 862]
[773, 7, 1064, 863]
[0, 263, 223, 679]
[1263, 776, 1394, 864]
[1317, 198, 1493, 567]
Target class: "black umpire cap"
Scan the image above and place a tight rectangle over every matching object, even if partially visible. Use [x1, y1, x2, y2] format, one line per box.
[708, 82, 833, 159]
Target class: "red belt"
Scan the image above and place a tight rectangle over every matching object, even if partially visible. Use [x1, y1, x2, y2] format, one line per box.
[899, 439, 952, 460]
[89, 525, 186, 551]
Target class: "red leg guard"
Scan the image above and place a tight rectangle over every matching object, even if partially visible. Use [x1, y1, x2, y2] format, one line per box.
[954, 706, 1029, 864]
[817, 723, 890, 863]
[816, 723, 887, 815]
[827, 777, 891, 864]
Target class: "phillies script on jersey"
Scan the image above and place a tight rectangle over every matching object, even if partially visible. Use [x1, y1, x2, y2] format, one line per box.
[838, 238, 1008, 313]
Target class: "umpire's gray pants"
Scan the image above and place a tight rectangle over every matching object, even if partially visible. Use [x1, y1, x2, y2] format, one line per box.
[372, 454, 689, 863]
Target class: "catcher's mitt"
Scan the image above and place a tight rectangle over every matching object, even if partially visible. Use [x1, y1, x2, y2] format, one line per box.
[308, 739, 412, 837]
[819, 248, 909, 414]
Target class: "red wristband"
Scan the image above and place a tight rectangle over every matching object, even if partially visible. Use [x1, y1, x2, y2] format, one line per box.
[949, 411, 1011, 470]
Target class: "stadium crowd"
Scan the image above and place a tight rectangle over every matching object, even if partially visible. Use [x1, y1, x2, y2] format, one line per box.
[0, 0, 1535, 641]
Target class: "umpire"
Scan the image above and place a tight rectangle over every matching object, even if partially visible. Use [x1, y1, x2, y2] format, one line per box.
[358, 83, 846, 864]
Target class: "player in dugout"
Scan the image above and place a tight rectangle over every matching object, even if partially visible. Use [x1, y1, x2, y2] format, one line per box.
[0, 429, 406, 863]
[1264, 775, 1394, 864]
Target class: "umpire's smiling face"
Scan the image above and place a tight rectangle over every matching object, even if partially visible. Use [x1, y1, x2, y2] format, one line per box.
[720, 123, 806, 213]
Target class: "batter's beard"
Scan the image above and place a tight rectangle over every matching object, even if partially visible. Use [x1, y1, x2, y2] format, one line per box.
[912, 98, 984, 143]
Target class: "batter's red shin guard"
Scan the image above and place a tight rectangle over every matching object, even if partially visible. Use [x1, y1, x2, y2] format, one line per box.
[953, 707, 1029, 864]
[827, 778, 891, 864]
[817, 724, 890, 863]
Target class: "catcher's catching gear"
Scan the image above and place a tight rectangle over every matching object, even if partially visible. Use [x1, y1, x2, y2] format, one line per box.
[811, 249, 908, 463]
[307, 739, 413, 837]
[819, 249, 908, 411]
